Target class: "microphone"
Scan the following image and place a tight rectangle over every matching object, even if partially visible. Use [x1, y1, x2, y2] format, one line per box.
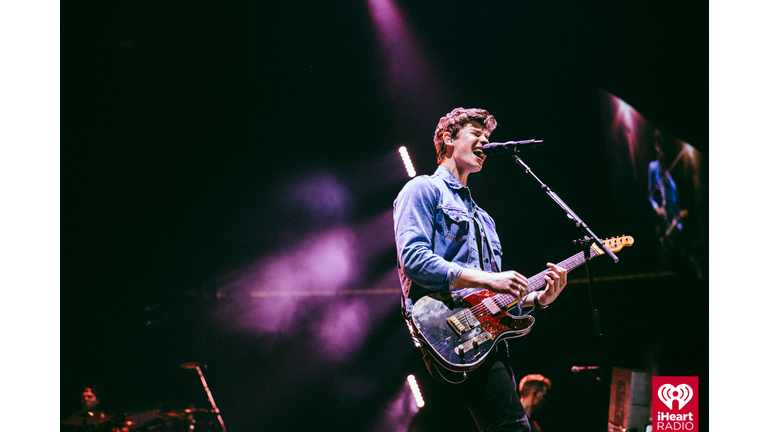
[571, 366, 600, 373]
[482, 139, 543, 155]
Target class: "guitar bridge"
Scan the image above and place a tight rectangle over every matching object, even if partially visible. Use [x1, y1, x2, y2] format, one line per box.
[454, 331, 493, 355]
[447, 309, 480, 335]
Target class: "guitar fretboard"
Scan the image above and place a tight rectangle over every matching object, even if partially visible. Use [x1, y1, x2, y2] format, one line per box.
[494, 245, 601, 308]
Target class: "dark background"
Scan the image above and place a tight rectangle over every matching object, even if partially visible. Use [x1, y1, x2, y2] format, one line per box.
[61, 1, 708, 431]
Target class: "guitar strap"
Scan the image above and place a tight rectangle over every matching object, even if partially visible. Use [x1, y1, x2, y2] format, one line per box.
[473, 211, 501, 273]
[473, 218, 487, 270]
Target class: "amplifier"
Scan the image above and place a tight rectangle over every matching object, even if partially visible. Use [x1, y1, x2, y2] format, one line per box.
[608, 367, 651, 432]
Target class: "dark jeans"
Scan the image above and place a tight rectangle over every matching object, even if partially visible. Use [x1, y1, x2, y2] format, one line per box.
[422, 344, 531, 432]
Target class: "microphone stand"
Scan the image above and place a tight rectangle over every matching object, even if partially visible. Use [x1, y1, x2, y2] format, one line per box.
[511, 154, 619, 263]
[510, 152, 618, 382]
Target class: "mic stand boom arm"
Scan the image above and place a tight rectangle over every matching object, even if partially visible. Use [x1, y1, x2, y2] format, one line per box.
[512, 155, 619, 263]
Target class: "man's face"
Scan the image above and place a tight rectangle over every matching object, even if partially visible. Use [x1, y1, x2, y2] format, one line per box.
[80, 390, 100, 411]
[532, 387, 548, 410]
[448, 121, 489, 174]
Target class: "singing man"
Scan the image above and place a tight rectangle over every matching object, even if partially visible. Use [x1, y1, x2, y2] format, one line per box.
[393, 107, 567, 432]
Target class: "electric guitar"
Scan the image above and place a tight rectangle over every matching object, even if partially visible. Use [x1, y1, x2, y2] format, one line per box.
[657, 209, 687, 264]
[408, 235, 634, 372]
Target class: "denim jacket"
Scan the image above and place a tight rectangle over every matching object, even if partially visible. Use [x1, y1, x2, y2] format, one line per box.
[394, 166, 520, 318]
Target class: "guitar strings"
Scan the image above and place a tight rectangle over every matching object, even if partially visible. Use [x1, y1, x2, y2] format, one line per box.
[461, 250, 597, 320]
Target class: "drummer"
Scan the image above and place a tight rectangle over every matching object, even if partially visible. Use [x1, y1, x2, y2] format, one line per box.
[79, 388, 101, 412]
[61, 387, 119, 432]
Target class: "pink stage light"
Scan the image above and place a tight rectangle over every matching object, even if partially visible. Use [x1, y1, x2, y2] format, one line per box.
[609, 94, 642, 177]
[684, 143, 695, 158]
[618, 98, 635, 128]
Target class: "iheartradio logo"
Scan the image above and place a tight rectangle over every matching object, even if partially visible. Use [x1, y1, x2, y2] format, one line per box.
[652, 377, 698, 431]
[657, 383, 694, 409]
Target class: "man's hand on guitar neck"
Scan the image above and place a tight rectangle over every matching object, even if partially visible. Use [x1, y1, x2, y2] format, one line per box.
[452, 263, 567, 309]
[537, 263, 568, 307]
[452, 268, 529, 303]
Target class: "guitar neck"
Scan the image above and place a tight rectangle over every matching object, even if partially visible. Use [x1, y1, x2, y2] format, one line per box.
[495, 245, 601, 308]
[526, 246, 600, 294]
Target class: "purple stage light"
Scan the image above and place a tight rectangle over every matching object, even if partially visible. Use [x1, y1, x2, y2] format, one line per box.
[215, 228, 356, 337]
[350, 210, 398, 262]
[315, 297, 371, 362]
[372, 376, 421, 432]
[365, 0, 445, 113]
[214, 210, 400, 359]
[284, 172, 350, 219]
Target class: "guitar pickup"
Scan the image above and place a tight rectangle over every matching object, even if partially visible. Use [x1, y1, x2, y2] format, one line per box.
[454, 332, 492, 355]
[482, 297, 501, 314]
[447, 310, 480, 335]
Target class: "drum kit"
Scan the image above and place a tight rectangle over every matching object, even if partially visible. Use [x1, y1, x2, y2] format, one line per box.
[60, 407, 221, 432]
[61, 363, 226, 432]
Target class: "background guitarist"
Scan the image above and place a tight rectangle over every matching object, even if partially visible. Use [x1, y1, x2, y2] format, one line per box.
[647, 129, 685, 265]
[393, 107, 568, 432]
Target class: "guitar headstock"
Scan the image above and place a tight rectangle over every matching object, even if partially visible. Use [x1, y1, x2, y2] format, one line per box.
[595, 235, 634, 255]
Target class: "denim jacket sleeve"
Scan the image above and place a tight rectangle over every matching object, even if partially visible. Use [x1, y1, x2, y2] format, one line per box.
[393, 176, 465, 294]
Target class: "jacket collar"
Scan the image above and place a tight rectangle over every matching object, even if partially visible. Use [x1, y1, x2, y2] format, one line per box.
[435, 165, 466, 190]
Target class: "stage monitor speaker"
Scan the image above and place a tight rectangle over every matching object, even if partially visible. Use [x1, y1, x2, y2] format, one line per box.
[607, 367, 651, 432]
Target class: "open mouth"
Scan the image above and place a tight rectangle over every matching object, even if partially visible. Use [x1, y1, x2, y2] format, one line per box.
[473, 150, 485, 161]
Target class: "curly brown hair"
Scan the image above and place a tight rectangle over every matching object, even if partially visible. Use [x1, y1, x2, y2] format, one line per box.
[433, 107, 497, 164]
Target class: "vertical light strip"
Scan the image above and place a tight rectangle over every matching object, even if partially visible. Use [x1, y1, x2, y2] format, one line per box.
[399, 146, 416, 177]
[407, 374, 425, 408]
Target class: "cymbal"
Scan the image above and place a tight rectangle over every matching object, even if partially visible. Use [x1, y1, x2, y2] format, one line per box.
[156, 412, 187, 420]
[180, 362, 204, 369]
[61, 411, 114, 426]
[123, 403, 163, 415]
[180, 408, 216, 414]
[123, 406, 162, 428]
[156, 408, 217, 419]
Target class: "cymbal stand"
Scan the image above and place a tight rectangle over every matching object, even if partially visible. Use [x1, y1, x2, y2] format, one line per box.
[184, 363, 227, 432]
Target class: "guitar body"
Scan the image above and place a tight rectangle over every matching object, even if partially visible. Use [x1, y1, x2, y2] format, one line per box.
[411, 290, 535, 372]
[656, 209, 687, 265]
